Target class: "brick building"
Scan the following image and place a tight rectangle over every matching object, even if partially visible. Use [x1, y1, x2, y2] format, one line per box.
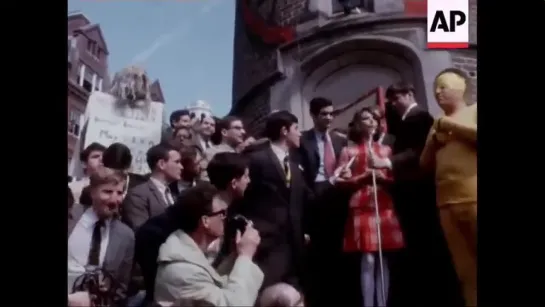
[67, 12, 111, 162]
[230, 0, 477, 133]
[67, 12, 166, 163]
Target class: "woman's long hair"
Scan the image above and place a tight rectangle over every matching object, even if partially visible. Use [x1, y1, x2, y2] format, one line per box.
[347, 107, 380, 144]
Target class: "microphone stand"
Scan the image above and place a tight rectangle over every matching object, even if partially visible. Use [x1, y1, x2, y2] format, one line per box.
[369, 136, 387, 306]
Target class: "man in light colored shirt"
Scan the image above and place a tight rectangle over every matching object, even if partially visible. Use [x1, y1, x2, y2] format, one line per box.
[68, 167, 134, 297]
[201, 116, 245, 181]
[135, 152, 251, 305]
[122, 143, 182, 230]
[154, 182, 263, 306]
[68, 142, 106, 203]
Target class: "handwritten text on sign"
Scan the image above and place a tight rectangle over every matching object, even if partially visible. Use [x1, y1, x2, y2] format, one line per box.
[84, 91, 164, 175]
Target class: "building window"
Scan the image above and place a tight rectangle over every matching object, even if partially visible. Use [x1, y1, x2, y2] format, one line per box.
[94, 77, 103, 92]
[68, 109, 82, 136]
[82, 66, 94, 92]
[77, 63, 84, 85]
[87, 40, 96, 53]
[332, 0, 370, 14]
[87, 39, 102, 59]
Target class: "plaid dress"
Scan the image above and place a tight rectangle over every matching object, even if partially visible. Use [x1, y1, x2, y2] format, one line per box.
[339, 143, 405, 252]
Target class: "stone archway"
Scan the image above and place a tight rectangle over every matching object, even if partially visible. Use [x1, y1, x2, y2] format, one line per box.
[297, 35, 426, 130]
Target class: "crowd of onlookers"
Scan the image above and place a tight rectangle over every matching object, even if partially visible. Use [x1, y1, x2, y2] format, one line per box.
[68, 68, 476, 307]
[67, 107, 284, 307]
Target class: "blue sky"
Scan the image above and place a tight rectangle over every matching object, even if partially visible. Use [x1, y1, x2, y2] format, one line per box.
[68, 0, 235, 117]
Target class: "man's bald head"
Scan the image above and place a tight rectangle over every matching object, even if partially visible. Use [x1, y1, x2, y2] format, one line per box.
[259, 283, 304, 307]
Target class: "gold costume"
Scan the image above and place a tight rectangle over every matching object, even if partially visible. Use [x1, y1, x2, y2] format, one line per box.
[420, 73, 477, 306]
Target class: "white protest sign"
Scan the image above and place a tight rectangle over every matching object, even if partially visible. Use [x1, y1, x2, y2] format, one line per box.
[82, 91, 164, 175]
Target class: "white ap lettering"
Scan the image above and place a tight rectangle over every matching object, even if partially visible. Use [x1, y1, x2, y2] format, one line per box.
[430, 10, 466, 32]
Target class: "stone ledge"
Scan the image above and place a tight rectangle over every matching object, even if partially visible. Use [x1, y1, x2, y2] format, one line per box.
[281, 14, 427, 53]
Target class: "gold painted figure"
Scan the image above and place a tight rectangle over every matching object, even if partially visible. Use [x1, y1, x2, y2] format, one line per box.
[420, 68, 477, 306]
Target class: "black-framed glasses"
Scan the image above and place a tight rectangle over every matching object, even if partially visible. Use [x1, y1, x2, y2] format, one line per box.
[206, 209, 226, 218]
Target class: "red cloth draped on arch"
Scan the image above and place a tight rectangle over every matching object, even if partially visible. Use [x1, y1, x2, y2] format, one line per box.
[240, 0, 295, 45]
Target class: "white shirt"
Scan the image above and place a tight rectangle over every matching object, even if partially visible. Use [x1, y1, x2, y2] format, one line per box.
[401, 103, 418, 121]
[270, 143, 288, 166]
[68, 208, 111, 275]
[150, 177, 174, 205]
[313, 130, 332, 182]
[199, 137, 211, 150]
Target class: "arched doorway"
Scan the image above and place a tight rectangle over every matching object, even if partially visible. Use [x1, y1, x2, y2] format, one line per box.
[297, 35, 425, 130]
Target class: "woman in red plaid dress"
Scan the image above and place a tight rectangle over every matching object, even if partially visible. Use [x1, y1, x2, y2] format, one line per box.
[338, 107, 404, 307]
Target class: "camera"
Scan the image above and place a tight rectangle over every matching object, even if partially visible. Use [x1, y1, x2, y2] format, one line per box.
[72, 266, 125, 306]
[212, 214, 250, 267]
[230, 214, 249, 234]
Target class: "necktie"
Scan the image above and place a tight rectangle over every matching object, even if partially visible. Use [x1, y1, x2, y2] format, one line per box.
[205, 141, 211, 149]
[87, 220, 105, 266]
[323, 133, 336, 178]
[165, 187, 174, 206]
[283, 155, 291, 186]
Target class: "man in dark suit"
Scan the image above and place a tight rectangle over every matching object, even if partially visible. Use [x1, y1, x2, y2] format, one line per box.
[122, 143, 183, 230]
[135, 152, 250, 305]
[232, 111, 309, 291]
[369, 82, 463, 306]
[297, 97, 352, 305]
[68, 167, 134, 301]
[299, 97, 347, 195]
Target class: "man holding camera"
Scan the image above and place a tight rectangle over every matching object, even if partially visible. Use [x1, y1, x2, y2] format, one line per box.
[153, 182, 264, 306]
[135, 152, 252, 305]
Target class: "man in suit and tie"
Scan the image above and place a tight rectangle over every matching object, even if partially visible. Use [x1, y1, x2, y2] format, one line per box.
[297, 97, 351, 305]
[122, 143, 183, 230]
[299, 97, 347, 194]
[68, 167, 134, 301]
[231, 110, 310, 292]
[368, 81, 463, 306]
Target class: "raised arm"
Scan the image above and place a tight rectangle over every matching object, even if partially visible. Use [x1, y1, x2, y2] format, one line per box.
[162, 256, 264, 306]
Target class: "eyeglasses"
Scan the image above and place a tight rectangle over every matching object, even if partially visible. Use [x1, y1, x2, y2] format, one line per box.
[206, 209, 226, 218]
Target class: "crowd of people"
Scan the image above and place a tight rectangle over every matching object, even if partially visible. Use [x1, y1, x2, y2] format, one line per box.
[67, 67, 477, 307]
